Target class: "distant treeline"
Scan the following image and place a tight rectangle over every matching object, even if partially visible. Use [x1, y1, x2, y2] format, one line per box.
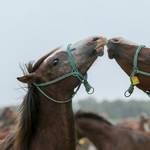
[73, 98, 150, 119]
[1, 98, 150, 120]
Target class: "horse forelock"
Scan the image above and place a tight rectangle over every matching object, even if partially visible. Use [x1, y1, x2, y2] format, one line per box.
[75, 111, 112, 126]
[32, 47, 60, 72]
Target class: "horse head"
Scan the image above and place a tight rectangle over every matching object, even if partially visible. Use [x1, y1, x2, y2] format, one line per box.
[17, 36, 107, 102]
[107, 37, 150, 94]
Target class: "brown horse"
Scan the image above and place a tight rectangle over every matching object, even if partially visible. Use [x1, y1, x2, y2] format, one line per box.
[107, 37, 150, 97]
[0, 36, 107, 150]
[0, 107, 17, 130]
[75, 111, 150, 150]
[117, 113, 150, 132]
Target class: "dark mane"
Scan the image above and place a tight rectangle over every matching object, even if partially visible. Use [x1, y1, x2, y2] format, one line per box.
[75, 110, 113, 126]
[0, 47, 60, 150]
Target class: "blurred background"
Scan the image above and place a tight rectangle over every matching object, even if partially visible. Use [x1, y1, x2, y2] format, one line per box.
[1, 1, 150, 149]
[1, 0, 150, 107]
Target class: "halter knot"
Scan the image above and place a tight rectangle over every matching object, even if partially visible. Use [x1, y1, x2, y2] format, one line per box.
[134, 66, 138, 75]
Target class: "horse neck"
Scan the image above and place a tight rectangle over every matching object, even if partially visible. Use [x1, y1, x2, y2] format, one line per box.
[76, 118, 112, 147]
[29, 89, 76, 150]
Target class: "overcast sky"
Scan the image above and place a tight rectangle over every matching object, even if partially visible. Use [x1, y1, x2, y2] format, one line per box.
[1, 0, 150, 106]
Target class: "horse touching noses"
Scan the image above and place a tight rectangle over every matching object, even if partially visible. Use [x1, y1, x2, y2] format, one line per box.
[0, 36, 107, 150]
[107, 37, 150, 97]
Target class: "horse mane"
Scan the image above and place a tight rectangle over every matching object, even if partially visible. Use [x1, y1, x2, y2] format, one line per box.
[75, 110, 113, 126]
[0, 47, 60, 150]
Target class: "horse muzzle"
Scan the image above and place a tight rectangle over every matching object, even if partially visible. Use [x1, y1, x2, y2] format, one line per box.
[87, 36, 107, 57]
[107, 38, 121, 59]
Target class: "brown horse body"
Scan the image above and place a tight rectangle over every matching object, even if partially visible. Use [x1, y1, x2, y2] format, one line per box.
[0, 36, 107, 150]
[75, 111, 150, 150]
[107, 37, 150, 93]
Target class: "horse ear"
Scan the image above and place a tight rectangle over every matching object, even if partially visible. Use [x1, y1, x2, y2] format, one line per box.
[17, 73, 35, 84]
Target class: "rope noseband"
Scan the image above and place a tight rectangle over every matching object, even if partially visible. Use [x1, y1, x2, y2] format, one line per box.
[124, 45, 150, 97]
[34, 44, 94, 103]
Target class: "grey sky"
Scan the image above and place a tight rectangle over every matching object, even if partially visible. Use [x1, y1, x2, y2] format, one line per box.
[1, 0, 150, 106]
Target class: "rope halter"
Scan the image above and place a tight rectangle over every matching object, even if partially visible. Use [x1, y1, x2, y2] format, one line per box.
[33, 44, 94, 103]
[124, 45, 150, 97]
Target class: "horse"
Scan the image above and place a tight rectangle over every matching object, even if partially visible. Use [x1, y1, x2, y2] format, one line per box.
[0, 107, 17, 130]
[0, 36, 107, 150]
[75, 110, 150, 150]
[117, 113, 150, 132]
[107, 37, 150, 97]
[0, 107, 16, 140]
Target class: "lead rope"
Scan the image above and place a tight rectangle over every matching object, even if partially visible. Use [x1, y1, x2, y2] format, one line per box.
[76, 125, 87, 149]
[33, 44, 94, 103]
[76, 125, 84, 147]
[124, 45, 150, 97]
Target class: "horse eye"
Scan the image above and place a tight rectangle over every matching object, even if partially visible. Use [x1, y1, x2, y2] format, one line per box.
[53, 59, 59, 66]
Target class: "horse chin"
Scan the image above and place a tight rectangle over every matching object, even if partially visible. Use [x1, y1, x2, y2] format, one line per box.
[97, 49, 104, 57]
[92, 49, 104, 57]
[107, 48, 115, 59]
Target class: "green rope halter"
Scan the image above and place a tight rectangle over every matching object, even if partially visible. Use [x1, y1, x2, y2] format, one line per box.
[33, 44, 94, 103]
[124, 45, 150, 97]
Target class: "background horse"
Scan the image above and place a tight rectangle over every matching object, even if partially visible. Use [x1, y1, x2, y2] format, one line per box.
[0, 107, 16, 140]
[0, 107, 16, 131]
[75, 110, 150, 150]
[107, 37, 150, 96]
[117, 113, 150, 132]
[0, 36, 107, 150]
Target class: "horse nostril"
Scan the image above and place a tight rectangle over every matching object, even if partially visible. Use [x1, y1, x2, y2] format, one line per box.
[93, 37, 99, 41]
[111, 38, 121, 43]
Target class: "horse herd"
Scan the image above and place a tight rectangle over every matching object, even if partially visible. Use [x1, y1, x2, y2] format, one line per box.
[1, 35, 150, 150]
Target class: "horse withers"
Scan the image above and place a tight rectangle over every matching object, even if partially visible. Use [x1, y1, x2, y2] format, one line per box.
[0, 36, 107, 150]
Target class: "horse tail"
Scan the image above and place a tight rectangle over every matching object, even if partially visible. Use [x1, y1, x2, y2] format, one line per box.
[0, 133, 15, 150]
